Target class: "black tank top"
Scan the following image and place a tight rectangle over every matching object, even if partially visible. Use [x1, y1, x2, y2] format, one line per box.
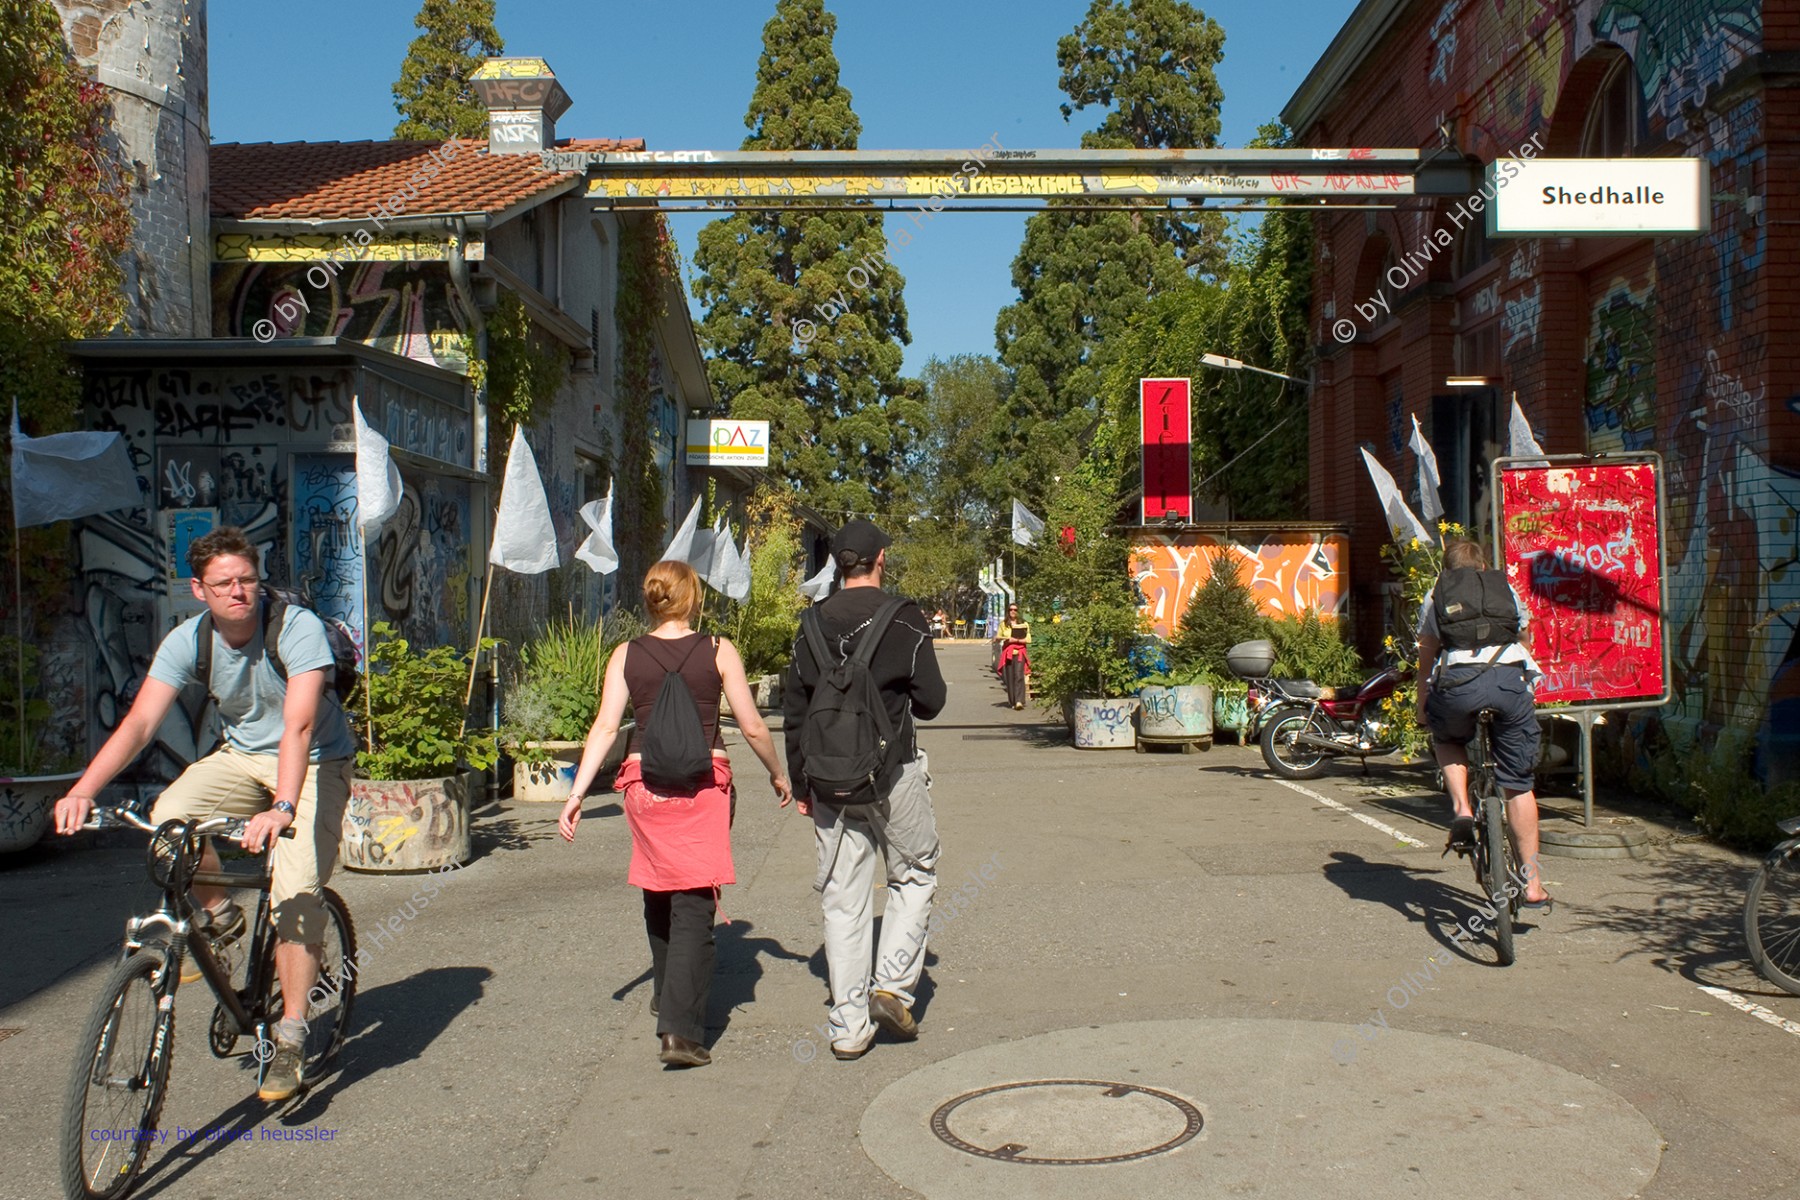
[624, 633, 724, 752]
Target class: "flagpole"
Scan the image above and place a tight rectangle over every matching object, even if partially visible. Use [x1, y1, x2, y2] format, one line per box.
[361, 533, 375, 752]
[12, 514, 23, 769]
[461, 563, 496, 738]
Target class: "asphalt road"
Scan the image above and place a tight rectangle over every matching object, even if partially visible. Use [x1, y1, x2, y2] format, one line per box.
[2, 639, 1796, 1199]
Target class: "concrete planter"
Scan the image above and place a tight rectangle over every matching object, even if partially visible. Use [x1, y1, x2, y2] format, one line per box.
[1136, 684, 1214, 751]
[1215, 688, 1251, 736]
[343, 772, 470, 872]
[1070, 696, 1138, 750]
[510, 740, 584, 802]
[0, 771, 82, 853]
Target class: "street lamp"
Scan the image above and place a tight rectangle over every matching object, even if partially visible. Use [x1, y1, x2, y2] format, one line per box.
[1199, 352, 1308, 386]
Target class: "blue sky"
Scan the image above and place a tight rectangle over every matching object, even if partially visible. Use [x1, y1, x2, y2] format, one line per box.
[211, 1, 1352, 375]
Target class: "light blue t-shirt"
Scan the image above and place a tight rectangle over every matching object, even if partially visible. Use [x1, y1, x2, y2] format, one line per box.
[149, 606, 357, 761]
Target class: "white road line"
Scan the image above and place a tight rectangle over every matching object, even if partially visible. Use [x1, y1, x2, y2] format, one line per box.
[1698, 985, 1800, 1038]
[1272, 779, 1430, 848]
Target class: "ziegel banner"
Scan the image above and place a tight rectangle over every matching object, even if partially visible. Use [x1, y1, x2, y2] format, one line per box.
[1496, 458, 1668, 707]
[1140, 378, 1191, 524]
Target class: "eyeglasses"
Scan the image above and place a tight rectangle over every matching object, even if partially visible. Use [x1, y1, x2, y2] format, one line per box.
[201, 575, 260, 596]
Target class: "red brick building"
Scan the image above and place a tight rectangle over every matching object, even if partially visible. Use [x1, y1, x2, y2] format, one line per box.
[1284, 0, 1797, 764]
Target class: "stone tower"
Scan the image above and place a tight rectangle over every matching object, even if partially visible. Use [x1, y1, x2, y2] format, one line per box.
[51, 0, 210, 337]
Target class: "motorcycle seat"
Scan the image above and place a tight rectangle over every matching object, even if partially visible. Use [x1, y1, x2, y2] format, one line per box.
[1275, 678, 1321, 699]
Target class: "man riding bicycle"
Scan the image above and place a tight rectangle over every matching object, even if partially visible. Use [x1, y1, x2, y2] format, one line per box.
[53, 527, 357, 1101]
[1414, 538, 1553, 909]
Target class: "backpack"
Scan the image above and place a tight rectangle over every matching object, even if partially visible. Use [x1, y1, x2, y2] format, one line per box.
[798, 597, 906, 809]
[195, 586, 360, 707]
[635, 636, 716, 794]
[1432, 567, 1520, 651]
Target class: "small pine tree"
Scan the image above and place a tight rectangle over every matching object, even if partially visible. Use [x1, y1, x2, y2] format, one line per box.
[392, 0, 504, 140]
[1171, 554, 1266, 679]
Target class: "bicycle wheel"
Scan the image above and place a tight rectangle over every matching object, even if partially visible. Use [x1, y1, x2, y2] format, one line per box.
[1745, 840, 1800, 996]
[1260, 708, 1333, 780]
[60, 951, 174, 1200]
[1482, 790, 1516, 966]
[259, 887, 358, 1079]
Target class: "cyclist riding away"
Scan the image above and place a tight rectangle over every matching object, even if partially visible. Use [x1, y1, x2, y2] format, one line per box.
[53, 527, 357, 1101]
[1415, 538, 1553, 909]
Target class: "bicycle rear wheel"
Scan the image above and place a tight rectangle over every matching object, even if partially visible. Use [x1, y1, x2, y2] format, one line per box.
[1482, 792, 1516, 966]
[258, 887, 358, 1080]
[60, 951, 174, 1200]
[1745, 840, 1800, 996]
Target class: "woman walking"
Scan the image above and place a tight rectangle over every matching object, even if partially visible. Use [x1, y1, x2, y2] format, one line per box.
[560, 561, 793, 1067]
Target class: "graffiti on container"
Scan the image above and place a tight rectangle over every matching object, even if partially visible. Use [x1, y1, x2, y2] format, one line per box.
[1132, 532, 1346, 638]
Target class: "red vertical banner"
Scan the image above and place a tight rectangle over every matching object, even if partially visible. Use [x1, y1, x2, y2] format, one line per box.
[1141, 377, 1192, 523]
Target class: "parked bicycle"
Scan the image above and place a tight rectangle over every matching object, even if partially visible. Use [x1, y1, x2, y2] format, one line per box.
[1744, 816, 1800, 997]
[60, 807, 357, 1200]
[1443, 710, 1524, 965]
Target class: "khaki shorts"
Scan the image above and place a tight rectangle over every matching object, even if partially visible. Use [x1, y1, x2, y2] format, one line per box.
[149, 745, 354, 943]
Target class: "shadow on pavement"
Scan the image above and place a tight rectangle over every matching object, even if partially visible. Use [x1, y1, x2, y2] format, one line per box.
[706, 919, 812, 1040]
[1323, 850, 1544, 967]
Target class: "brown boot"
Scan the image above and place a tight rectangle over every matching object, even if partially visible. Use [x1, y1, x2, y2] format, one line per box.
[659, 1033, 711, 1067]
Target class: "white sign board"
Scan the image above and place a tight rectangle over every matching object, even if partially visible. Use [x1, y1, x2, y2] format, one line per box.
[1489, 157, 1708, 237]
[685, 419, 771, 466]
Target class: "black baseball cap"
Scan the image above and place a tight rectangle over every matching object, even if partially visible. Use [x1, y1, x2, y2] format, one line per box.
[832, 518, 891, 569]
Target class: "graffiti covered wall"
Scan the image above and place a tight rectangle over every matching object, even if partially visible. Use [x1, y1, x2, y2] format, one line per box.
[1131, 530, 1349, 638]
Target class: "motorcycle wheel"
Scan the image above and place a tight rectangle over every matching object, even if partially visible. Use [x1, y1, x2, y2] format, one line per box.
[1260, 707, 1335, 780]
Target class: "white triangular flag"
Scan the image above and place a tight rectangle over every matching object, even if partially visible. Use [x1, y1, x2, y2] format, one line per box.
[353, 399, 403, 536]
[1360, 447, 1433, 545]
[575, 489, 618, 575]
[488, 427, 560, 574]
[1011, 499, 1045, 547]
[1408, 414, 1444, 526]
[660, 497, 703, 565]
[704, 515, 752, 601]
[799, 557, 837, 601]
[10, 402, 140, 528]
[1509, 396, 1545, 459]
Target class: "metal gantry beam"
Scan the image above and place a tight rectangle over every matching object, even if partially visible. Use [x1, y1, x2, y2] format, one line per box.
[544, 147, 1481, 208]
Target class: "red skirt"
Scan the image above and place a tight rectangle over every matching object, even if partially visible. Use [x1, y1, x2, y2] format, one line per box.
[613, 756, 735, 892]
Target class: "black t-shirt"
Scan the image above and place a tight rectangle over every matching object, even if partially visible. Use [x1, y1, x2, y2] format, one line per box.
[782, 587, 947, 787]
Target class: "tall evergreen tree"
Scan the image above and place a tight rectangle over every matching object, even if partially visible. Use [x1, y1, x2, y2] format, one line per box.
[995, 0, 1229, 502]
[690, 0, 916, 515]
[392, 0, 505, 140]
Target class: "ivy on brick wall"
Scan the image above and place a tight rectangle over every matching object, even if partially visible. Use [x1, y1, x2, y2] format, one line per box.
[480, 290, 567, 442]
[614, 213, 678, 576]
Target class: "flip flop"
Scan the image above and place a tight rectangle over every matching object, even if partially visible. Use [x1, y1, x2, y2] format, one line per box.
[1519, 894, 1555, 912]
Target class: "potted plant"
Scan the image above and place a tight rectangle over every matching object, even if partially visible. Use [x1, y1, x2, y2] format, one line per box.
[501, 609, 641, 801]
[343, 622, 499, 872]
[1169, 554, 1269, 741]
[1029, 599, 1144, 749]
[1134, 659, 1216, 753]
[0, 637, 84, 853]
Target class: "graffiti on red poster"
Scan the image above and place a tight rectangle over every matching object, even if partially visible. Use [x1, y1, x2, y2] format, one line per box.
[1498, 461, 1667, 707]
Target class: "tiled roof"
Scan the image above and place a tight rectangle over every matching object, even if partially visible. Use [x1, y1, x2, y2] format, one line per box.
[211, 136, 645, 221]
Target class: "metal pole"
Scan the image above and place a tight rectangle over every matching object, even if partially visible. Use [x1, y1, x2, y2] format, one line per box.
[461, 563, 496, 739]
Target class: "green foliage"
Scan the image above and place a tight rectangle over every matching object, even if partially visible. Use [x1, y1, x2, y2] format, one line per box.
[690, 0, 919, 515]
[1171, 555, 1265, 680]
[1266, 609, 1363, 688]
[995, 0, 1230, 499]
[501, 609, 644, 767]
[1378, 521, 1464, 756]
[0, 0, 133, 427]
[616, 214, 677, 579]
[357, 622, 498, 779]
[1029, 600, 1145, 707]
[484, 291, 567, 434]
[1637, 733, 1796, 852]
[1021, 469, 1144, 707]
[391, 0, 504, 140]
[720, 488, 806, 678]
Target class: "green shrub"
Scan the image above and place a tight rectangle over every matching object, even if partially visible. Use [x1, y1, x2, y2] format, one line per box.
[1029, 599, 1144, 708]
[1171, 554, 1266, 681]
[1266, 608, 1363, 687]
[1638, 732, 1796, 851]
[357, 622, 498, 780]
[501, 609, 643, 767]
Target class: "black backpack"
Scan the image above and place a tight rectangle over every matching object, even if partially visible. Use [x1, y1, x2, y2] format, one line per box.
[635, 636, 716, 794]
[196, 586, 359, 706]
[798, 597, 906, 809]
[1432, 567, 1521, 651]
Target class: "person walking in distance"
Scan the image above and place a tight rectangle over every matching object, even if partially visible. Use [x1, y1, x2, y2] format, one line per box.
[1416, 538, 1553, 909]
[52, 527, 357, 1102]
[998, 603, 1032, 710]
[560, 561, 793, 1068]
[783, 519, 946, 1060]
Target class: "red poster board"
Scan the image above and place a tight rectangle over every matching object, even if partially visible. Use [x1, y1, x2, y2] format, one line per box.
[1495, 457, 1668, 708]
[1141, 378, 1192, 523]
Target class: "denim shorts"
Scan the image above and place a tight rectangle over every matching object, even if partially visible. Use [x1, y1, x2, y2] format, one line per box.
[1425, 663, 1541, 792]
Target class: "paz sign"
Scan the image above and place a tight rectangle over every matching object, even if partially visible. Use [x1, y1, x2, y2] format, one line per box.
[1489, 158, 1708, 237]
[685, 419, 770, 467]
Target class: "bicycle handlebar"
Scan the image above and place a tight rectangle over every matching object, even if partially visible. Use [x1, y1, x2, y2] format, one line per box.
[80, 806, 294, 840]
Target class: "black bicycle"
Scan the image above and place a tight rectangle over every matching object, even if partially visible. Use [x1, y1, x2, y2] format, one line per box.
[1446, 710, 1522, 965]
[1744, 816, 1800, 996]
[59, 808, 358, 1200]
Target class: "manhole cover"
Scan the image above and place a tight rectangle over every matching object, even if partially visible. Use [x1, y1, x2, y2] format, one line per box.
[929, 1079, 1203, 1165]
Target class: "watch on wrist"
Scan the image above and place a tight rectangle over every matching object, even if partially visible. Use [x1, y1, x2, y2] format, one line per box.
[272, 800, 296, 817]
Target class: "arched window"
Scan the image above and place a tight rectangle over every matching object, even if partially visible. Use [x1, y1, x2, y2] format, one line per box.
[1581, 56, 1643, 158]
[1455, 221, 1494, 278]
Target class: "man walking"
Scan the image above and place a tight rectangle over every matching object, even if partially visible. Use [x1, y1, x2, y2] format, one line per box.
[784, 518, 946, 1060]
[54, 527, 357, 1101]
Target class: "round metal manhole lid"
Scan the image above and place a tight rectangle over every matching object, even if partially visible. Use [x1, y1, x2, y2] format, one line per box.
[928, 1079, 1203, 1166]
